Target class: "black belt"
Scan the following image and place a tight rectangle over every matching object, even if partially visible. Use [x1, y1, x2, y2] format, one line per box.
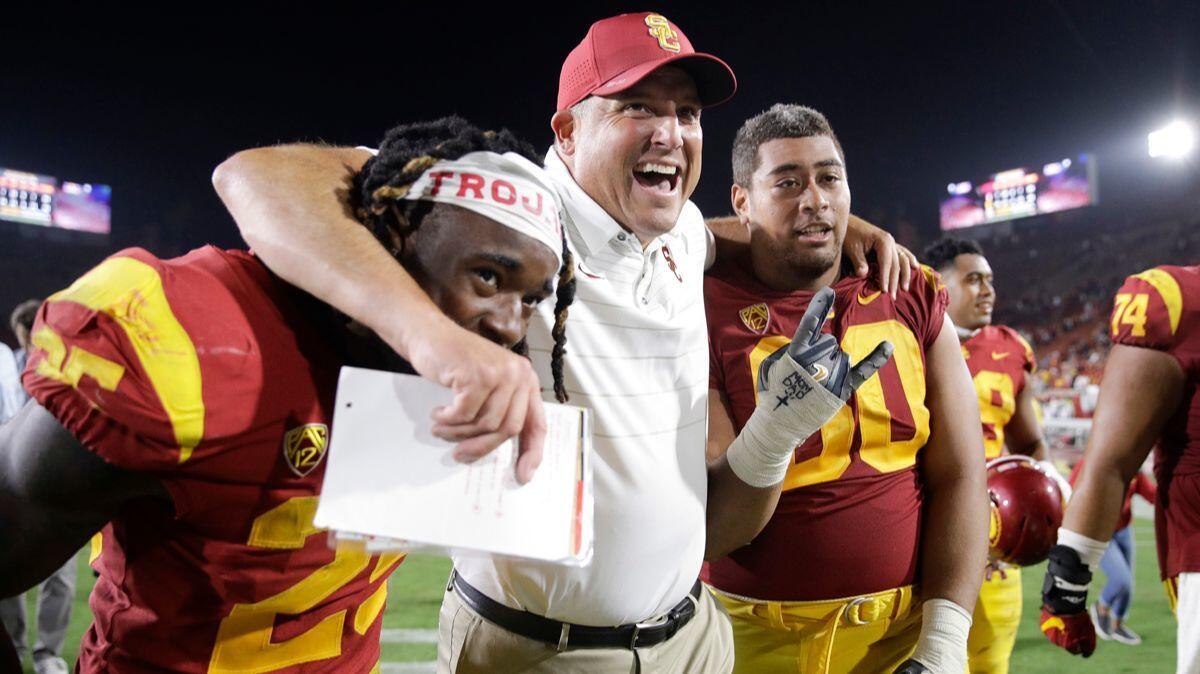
[449, 570, 702, 650]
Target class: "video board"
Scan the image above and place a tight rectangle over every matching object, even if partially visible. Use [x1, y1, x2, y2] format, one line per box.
[940, 154, 1097, 231]
[0, 167, 111, 234]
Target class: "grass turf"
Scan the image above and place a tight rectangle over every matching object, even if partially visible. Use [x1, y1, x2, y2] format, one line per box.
[18, 519, 1175, 672]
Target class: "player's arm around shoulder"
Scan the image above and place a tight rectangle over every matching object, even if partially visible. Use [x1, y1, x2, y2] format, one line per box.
[212, 143, 547, 476]
[0, 401, 167, 597]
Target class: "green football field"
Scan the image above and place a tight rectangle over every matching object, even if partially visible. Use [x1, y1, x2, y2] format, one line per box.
[15, 519, 1176, 672]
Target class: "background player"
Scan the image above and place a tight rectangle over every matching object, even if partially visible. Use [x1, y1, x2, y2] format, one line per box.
[922, 236, 1060, 673]
[1041, 264, 1200, 673]
[703, 104, 987, 673]
[0, 118, 573, 673]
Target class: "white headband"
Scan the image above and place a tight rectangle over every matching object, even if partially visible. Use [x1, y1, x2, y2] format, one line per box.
[401, 151, 563, 269]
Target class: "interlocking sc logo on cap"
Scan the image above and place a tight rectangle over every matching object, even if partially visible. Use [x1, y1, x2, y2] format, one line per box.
[644, 14, 681, 52]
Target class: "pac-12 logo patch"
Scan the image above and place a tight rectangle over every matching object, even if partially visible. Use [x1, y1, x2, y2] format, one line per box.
[739, 303, 770, 335]
[644, 14, 681, 52]
[283, 423, 329, 477]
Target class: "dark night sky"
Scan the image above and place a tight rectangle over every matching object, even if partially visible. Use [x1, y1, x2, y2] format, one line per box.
[2, 1, 1198, 255]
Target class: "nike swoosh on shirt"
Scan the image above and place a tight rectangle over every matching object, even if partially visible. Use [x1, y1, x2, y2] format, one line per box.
[991, 352, 1009, 360]
[857, 291, 882, 305]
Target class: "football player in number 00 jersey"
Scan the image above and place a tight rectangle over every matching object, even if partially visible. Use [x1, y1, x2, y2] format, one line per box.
[1042, 264, 1200, 672]
[923, 237, 1062, 674]
[702, 104, 987, 674]
[0, 117, 575, 674]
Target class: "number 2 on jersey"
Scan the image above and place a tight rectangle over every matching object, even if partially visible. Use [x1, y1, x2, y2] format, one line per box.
[208, 498, 403, 673]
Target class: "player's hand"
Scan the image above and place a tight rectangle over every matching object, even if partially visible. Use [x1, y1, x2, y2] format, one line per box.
[842, 215, 918, 299]
[1040, 544, 1095, 657]
[407, 320, 545, 484]
[891, 659, 930, 674]
[726, 287, 894, 488]
[757, 286, 894, 404]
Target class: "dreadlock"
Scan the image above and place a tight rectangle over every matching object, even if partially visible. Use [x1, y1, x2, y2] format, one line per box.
[920, 237, 985, 273]
[352, 116, 576, 402]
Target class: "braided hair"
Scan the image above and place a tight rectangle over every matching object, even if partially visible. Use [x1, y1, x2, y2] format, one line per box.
[352, 116, 576, 402]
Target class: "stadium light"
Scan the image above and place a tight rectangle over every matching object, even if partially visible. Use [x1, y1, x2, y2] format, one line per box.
[1148, 120, 1196, 159]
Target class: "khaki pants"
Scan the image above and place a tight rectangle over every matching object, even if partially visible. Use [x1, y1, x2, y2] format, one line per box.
[437, 579, 734, 673]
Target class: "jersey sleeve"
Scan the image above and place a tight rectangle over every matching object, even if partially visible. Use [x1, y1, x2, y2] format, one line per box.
[22, 249, 206, 472]
[1109, 267, 1183, 352]
[1000, 326, 1036, 374]
[895, 264, 950, 350]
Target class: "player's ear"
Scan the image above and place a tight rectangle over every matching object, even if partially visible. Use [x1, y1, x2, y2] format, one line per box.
[731, 182, 751, 227]
[550, 108, 578, 157]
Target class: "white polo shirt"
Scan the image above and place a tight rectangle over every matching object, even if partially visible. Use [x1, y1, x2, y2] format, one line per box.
[453, 149, 711, 625]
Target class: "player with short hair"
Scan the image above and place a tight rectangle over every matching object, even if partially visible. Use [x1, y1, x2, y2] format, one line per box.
[1041, 264, 1200, 673]
[0, 117, 573, 673]
[704, 104, 988, 674]
[923, 236, 1059, 674]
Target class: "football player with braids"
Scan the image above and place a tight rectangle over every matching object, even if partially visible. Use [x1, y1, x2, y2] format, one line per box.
[923, 236, 1066, 674]
[0, 116, 572, 674]
[1041, 264, 1200, 673]
[352, 118, 576, 402]
[703, 105, 987, 674]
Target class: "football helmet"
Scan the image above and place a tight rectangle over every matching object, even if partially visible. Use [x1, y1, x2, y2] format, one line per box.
[986, 455, 1065, 566]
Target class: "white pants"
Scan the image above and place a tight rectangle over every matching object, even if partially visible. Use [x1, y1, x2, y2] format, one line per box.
[1179, 573, 1200, 674]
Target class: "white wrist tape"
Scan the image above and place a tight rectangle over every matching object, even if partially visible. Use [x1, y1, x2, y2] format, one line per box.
[726, 356, 844, 488]
[910, 599, 972, 673]
[1058, 528, 1109, 570]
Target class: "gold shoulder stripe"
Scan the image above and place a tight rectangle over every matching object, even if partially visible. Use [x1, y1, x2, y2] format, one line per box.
[919, 264, 946, 293]
[49, 256, 204, 463]
[1133, 268, 1183, 335]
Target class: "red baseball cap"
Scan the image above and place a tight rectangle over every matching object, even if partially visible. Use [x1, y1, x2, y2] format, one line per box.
[556, 12, 737, 112]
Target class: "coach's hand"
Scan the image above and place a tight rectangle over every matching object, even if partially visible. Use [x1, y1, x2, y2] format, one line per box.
[725, 287, 893, 487]
[414, 320, 545, 484]
[1040, 544, 1096, 657]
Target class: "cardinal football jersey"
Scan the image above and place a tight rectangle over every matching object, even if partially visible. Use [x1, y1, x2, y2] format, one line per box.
[1109, 264, 1200, 580]
[703, 260, 948, 600]
[23, 247, 403, 673]
[962, 325, 1035, 459]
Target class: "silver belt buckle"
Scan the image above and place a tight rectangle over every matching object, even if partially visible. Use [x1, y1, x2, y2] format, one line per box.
[631, 613, 668, 648]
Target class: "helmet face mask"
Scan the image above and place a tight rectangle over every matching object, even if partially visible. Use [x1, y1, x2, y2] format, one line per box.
[986, 455, 1065, 566]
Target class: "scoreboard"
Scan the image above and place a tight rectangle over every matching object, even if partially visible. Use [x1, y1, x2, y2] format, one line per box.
[0, 167, 111, 234]
[0, 169, 56, 226]
[940, 154, 1098, 231]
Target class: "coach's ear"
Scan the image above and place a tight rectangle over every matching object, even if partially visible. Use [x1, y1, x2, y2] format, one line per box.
[550, 108, 578, 158]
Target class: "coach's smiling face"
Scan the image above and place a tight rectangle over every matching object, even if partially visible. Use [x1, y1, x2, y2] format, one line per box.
[552, 66, 702, 245]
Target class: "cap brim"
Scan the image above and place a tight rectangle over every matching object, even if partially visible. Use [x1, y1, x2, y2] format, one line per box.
[590, 52, 737, 109]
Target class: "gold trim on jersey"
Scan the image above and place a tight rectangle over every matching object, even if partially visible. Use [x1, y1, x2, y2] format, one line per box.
[1134, 268, 1183, 335]
[48, 256, 205, 463]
